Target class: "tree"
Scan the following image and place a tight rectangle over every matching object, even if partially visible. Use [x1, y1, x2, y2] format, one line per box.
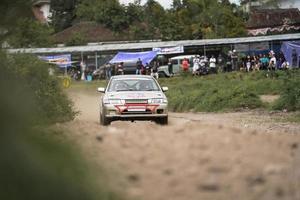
[240, 0, 296, 9]
[76, 0, 128, 32]
[144, 0, 165, 39]
[0, 0, 54, 48]
[163, 0, 246, 40]
[50, 0, 77, 32]
[0, 0, 32, 44]
[126, 2, 144, 24]
[8, 19, 54, 48]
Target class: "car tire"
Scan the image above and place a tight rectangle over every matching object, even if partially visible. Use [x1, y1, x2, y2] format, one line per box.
[158, 71, 167, 78]
[100, 112, 110, 126]
[156, 116, 168, 125]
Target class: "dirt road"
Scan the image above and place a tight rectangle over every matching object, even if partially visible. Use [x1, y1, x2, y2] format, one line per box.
[63, 91, 300, 200]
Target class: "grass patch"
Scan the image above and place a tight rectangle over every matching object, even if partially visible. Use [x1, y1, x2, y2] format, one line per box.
[67, 79, 108, 93]
[68, 70, 300, 114]
[158, 70, 300, 112]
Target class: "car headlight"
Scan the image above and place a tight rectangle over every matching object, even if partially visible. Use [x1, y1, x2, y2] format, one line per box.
[148, 98, 168, 104]
[103, 99, 124, 105]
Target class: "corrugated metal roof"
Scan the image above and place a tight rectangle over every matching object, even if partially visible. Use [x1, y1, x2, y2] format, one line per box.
[7, 33, 300, 54]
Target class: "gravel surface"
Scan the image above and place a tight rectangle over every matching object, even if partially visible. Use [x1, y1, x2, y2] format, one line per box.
[62, 91, 300, 200]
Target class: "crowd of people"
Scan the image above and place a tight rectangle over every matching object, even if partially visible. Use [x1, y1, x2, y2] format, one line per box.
[103, 58, 160, 80]
[186, 50, 290, 76]
[74, 49, 292, 81]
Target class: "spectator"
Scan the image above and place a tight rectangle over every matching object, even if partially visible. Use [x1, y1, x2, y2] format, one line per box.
[260, 54, 269, 70]
[277, 57, 284, 70]
[182, 58, 189, 72]
[281, 60, 290, 70]
[231, 49, 238, 71]
[80, 61, 86, 80]
[209, 55, 217, 74]
[226, 51, 232, 72]
[151, 61, 159, 79]
[167, 58, 173, 76]
[217, 54, 225, 72]
[105, 63, 112, 79]
[136, 58, 143, 75]
[117, 62, 124, 75]
[144, 62, 151, 75]
[252, 55, 260, 71]
[192, 55, 200, 75]
[246, 55, 251, 72]
[269, 54, 277, 71]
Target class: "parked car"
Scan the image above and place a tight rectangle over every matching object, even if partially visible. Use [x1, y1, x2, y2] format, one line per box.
[92, 65, 106, 80]
[98, 75, 168, 126]
[158, 55, 199, 77]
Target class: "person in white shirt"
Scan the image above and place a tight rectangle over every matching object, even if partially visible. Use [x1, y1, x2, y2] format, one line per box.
[269, 55, 277, 71]
[192, 55, 200, 75]
[209, 55, 217, 74]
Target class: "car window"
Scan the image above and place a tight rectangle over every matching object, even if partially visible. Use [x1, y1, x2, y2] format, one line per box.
[171, 60, 178, 65]
[108, 78, 160, 92]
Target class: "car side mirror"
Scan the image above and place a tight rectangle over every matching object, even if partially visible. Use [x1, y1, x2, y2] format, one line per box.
[97, 87, 106, 93]
[162, 87, 168, 92]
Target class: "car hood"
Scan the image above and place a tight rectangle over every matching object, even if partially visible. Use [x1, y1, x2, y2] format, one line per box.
[105, 91, 166, 100]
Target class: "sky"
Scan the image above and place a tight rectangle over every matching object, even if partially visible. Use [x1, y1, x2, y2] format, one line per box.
[119, 0, 240, 8]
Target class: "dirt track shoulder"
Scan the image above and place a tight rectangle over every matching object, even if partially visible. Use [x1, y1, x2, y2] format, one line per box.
[62, 91, 300, 200]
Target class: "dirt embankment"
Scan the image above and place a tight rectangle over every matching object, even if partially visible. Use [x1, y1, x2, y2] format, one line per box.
[62, 91, 300, 200]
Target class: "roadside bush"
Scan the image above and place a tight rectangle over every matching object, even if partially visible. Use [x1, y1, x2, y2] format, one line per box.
[273, 75, 300, 111]
[5, 52, 76, 124]
[159, 70, 300, 113]
[163, 73, 263, 112]
[0, 51, 120, 200]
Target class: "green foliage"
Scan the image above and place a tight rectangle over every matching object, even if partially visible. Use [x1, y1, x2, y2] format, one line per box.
[273, 71, 300, 111]
[77, 0, 129, 32]
[8, 19, 54, 48]
[0, 0, 33, 43]
[50, 0, 77, 32]
[159, 70, 300, 112]
[65, 32, 87, 46]
[166, 0, 246, 39]
[3, 52, 76, 124]
[74, 0, 246, 41]
[0, 51, 120, 200]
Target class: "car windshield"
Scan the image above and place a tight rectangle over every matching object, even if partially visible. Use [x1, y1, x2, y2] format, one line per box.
[107, 78, 161, 92]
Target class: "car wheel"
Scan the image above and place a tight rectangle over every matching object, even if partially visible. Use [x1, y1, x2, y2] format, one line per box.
[156, 116, 168, 125]
[100, 112, 110, 126]
[158, 71, 166, 78]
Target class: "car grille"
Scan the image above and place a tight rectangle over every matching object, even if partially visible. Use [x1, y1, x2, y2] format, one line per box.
[121, 109, 152, 115]
[125, 99, 148, 104]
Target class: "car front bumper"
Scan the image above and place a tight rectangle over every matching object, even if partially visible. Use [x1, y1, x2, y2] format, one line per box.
[102, 103, 168, 120]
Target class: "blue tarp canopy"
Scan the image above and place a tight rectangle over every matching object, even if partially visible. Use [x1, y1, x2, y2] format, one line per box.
[281, 41, 300, 68]
[109, 51, 157, 65]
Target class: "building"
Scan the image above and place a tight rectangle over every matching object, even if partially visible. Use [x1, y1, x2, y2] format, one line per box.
[241, 0, 300, 13]
[32, 0, 51, 24]
[246, 8, 300, 36]
[52, 22, 132, 44]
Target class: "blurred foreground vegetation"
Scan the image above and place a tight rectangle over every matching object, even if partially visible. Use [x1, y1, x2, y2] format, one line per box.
[0, 51, 120, 200]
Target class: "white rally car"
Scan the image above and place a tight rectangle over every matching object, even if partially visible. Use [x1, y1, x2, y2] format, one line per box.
[98, 75, 168, 126]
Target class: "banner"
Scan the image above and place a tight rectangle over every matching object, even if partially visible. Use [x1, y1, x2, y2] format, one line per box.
[153, 46, 184, 54]
[250, 42, 269, 51]
[109, 51, 157, 65]
[235, 42, 269, 52]
[39, 54, 72, 68]
[281, 41, 300, 68]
